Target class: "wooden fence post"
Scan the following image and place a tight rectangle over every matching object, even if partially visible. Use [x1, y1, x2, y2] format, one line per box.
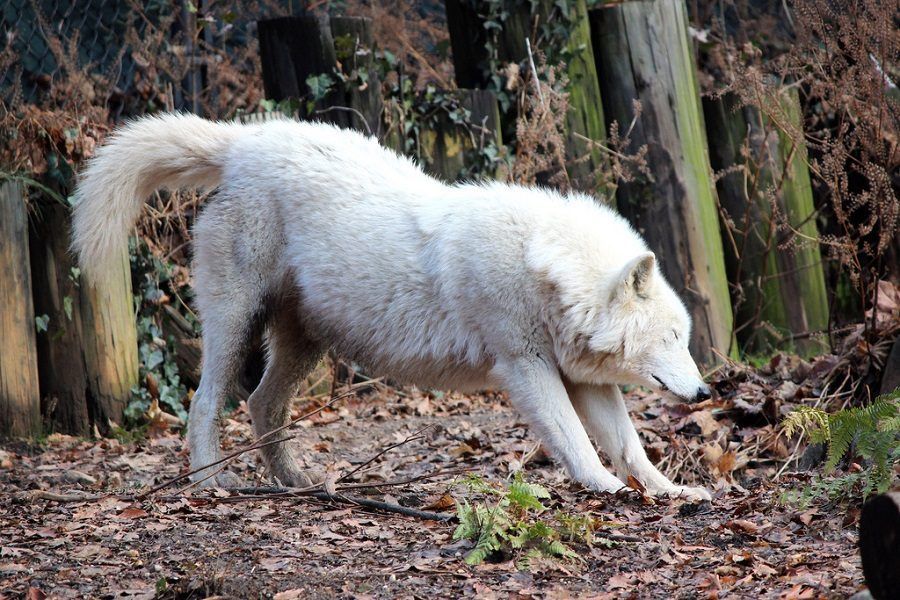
[0, 180, 41, 438]
[258, 15, 384, 137]
[444, 0, 606, 193]
[704, 89, 829, 357]
[79, 242, 138, 431]
[860, 492, 900, 599]
[258, 15, 341, 121]
[29, 201, 91, 436]
[418, 89, 503, 182]
[590, 0, 735, 364]
[330, 16, 384, 137]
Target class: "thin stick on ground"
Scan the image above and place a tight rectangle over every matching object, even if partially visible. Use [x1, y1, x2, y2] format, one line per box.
[28, 468, 470, 505]
[231, 467, 472, 497]
[28, 488, 453, 521]
[308, 491, 453, 521]
[337, 423, 435, 483]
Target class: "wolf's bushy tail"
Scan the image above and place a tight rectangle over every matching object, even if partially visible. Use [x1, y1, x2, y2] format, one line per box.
[71, 113, 244, 282]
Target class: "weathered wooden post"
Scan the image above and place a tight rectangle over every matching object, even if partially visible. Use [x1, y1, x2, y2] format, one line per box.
[258, 15, 342, 122]
[704, 88, 829, 357]
[444, 0, 607, 192]
[418, 89, 503, 182]
[330, 16, 384, 137]
[29, 202, 91, 435]
[258, 15, 384, 136]
[590, 0, 735, 364]
[860, 492, 900, 599]
[79, 242, 139, 431]
[0, 180, 41, 438]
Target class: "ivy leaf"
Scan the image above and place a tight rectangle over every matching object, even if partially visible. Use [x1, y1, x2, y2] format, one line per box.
[145, 349, 164, 371]
[35, 314, 50, 333]
[63, 296, 74, 321]
[306, 73, 334, 102]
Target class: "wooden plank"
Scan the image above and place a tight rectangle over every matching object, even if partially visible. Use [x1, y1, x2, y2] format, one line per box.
[443, 0, 488, 91]
[590, 0, 735, 364]
[29, 201, 91, 435]
[237, 110, 289, 124]
[258, 15, 386, 138]
[0, 180, 41, 438]
[704, 89, 829, 357]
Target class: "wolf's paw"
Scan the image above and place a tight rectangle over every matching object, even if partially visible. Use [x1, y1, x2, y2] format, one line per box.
[649, 484, 712, 502]
[585, 473, 628, 495]
[271, 466, 325, 489]
[191, 469, 244, 489]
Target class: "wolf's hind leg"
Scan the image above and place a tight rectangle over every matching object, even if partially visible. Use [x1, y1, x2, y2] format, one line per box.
[188, 202, 275, 488]
[187, 300, 258, 488]
[569, 383, 712, 501]
[248, 303, 324, 487]
[492, 357, 626, 493]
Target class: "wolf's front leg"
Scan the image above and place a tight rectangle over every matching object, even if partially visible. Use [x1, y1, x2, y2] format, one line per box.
[492, 357, 626, 493]
[569, 383, 711, 501]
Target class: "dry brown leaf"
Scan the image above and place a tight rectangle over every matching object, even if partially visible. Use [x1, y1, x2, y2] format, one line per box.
[117, 506, 149, 519]
[689, 410, 721, 438]
[422, 493, 456, 511]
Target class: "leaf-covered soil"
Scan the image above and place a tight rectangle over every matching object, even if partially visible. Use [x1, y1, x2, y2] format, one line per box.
[0, 376, 868, 599]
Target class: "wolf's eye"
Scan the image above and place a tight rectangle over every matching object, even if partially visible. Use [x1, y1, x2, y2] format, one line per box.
[673, 329, 679, 341]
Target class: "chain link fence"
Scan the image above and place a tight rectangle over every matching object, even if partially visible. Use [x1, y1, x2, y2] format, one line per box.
[1, 0, 293, 117]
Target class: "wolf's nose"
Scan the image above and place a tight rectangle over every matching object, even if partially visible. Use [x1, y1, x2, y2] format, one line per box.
[695, 386, 711, 402]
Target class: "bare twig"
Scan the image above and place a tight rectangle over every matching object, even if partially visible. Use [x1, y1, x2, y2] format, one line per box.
[337, 424, 434, 483]
[525, 37, 544, 108]
[597, 532, 643, 543]
[29, 490, 106, 502]
[308, 491, 453, 521]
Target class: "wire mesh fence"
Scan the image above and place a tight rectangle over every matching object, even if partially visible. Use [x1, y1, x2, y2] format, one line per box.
[1, 0, 292, 118]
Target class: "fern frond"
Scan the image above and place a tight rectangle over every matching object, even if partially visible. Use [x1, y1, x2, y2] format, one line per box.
[782, 406, 830, 441]
[782, 388, 900, 504]
[508, 481, 548, 512]
[824, 410, 854, 472]
[546, 539, 577, 559]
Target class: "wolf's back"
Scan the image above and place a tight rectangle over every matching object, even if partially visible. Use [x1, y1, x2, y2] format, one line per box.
[71, 113, 244, 283]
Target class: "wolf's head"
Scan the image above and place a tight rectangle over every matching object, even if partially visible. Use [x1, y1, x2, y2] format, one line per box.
[595, 252, 711, 402]
[554, 251, 711, 403]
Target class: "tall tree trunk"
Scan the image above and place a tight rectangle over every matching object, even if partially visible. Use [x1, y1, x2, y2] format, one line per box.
[444, 0, 607, 193]
[704, 89, 829, 357]
[0, 181, 41, 438]
[29, 202, 91, 436]
[590, 0, 735, 364]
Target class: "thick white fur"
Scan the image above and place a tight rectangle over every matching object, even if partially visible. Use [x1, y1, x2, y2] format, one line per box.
[72, 113, 712, 501]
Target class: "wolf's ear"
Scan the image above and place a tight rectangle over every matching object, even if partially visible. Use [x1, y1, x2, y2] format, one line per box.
[615, 252, 656, 300]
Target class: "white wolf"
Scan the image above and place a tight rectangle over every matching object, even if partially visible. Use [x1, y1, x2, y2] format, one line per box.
[72, 113, 712, 501]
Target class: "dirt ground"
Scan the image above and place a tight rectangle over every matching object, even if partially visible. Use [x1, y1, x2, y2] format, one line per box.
[0, 384, 866, 599]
